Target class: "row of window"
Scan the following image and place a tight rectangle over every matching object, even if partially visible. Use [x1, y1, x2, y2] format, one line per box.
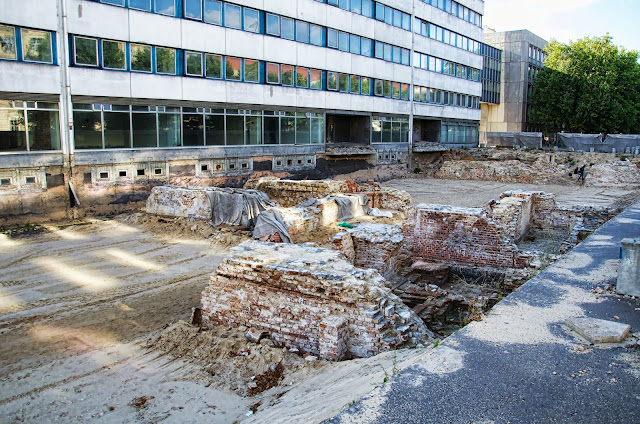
[529, 45, 545, 64]
[418, 0, 482, 28]
[372, 116, 410, 144]
[414, 17, 481, 55]
[91, 0, 410, 67]
[0, 101, 61, 152]
[0, 24, 55, 64]
[72, 104, 325, 150]
[414, 51, 481, 82]
[480, 42, 501, 104]
[314, 0, 411, 32]
[441, 122, 479, 145]
[413, 86, 480, 109]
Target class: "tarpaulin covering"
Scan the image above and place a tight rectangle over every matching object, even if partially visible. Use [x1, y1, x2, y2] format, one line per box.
[557, 133, 603, 151]
[207, 188, 275, 227]
[252, 209, 292, 243]
[486, 132, 543, 148]
[603, 134, 640, 153]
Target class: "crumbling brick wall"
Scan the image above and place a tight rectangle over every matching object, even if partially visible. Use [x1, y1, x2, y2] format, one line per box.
[413, 205, 529, 269]
[201, 241, 429, 361]
[244, 178, 351, 207]
[332, 223, 404, 280]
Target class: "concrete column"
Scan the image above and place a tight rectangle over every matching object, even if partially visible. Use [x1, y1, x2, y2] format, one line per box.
[617, 238, 640, 297]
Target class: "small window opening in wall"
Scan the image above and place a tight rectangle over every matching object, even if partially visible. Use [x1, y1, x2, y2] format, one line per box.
[297, 159, 302, 165]
[99, 172, 109, 179]
[25, 176, 36, 184]
[287, 159, 293, 166]
[307, 159, 312, 164]
[154, 168, 162, 175]
[241, 163, 248, 169]
[215, 164, 223, 171]
[0, 178, 11, 185]
[229, 163, 236, 169]
[276, 161, 282, 166]
[201, 164, 209, 172]
[385, 154, 389, 159]
[118, 170, 127, 177]
[137, 169, 145, 176]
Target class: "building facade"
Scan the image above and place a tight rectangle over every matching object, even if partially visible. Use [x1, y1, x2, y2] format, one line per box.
[0, 0, 483, 223]
[479, 29, 547, 144]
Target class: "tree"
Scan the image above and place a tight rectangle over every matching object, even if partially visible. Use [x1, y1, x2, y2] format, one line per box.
[530, 35, 640, 134]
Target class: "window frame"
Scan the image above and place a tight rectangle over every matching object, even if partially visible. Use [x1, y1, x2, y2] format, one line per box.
[73, 35, 99, 67]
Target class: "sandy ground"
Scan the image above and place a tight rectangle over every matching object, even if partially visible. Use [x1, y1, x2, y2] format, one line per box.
[1, 177, 638, 423]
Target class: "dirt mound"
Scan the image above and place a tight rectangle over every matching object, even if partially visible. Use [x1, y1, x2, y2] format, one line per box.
[146, 321, 325, 396]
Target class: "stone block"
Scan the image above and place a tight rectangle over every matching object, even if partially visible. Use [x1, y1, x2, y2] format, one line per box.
[565, 317, 631, 344]
[617, 238, 640, 297]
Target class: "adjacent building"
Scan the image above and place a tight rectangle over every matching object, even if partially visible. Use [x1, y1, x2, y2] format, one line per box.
[479, 29, 547, 145]
[0, 0, 484, 223]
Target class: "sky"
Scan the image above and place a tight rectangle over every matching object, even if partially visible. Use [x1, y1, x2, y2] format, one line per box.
[483, 0, 640, 53]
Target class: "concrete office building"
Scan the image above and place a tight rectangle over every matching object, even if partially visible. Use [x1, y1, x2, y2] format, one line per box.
[0, 0, 483, 223]
[479, 29, 547, 144]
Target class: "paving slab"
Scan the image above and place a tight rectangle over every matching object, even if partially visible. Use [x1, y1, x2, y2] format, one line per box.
[565, 317, 631, 344]
[328, 202, 640, 424]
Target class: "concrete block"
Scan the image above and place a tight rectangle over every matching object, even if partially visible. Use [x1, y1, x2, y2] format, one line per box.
[617, 238, 640, 297]
[565, 317, 631, 344]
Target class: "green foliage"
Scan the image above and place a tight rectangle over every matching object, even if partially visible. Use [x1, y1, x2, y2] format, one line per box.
[530, 35, 640, 134]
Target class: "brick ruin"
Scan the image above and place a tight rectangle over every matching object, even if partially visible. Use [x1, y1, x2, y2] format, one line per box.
[201, 241, 429, 361]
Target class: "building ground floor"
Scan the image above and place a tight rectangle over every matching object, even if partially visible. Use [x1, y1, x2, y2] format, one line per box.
[0, 93, 479, 225]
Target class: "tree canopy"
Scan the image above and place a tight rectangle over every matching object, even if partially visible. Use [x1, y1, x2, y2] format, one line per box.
[530, 35, 640, 134]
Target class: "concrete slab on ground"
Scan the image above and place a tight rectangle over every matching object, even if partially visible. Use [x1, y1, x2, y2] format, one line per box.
[565, 317, 631, 344]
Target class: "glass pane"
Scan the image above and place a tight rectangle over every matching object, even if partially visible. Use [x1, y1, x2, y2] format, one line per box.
[350, 34, 360, 54]
[338, 32, 349, 52]
[296, 67, 309, 88]
[0, 24, 17, 60]
[350, 75, 360, 93]
[310, 69, 321, 89]
[131, 44, 152, 72]
[74, 37, 98, 66]
[101, 0, 125, 5]
[244, 59, 259, 82]
[224, 3, 242, 29]
[186, 52, 202, 75]
[183, 113, 204, 146]
[281, 18, 294, 40]
[383, 44, 391, 61]
[362, 0, 373, 17]
[225, 57, 242, 80]
[184, 0, 202, 19]
[281, 65, 294, 86]
[226, 115, 244, 145]
[266, 14, 280, 36]
[205, 54, 222, 78]
[158, 113, 180, 147]
[310, 25, 322, 46]
[205, 114, 224, 145]
[374, 79, 383, 96]
[339, 74, 348, 92]
[372, 119, 381, 143]
[204, 0, 222, 25]
[155, 0, 175, 16]
[129, 0, 150, 11]
[267, 63, 280, 84]
[392, 122, 400, 142]
[392, 46, 400, 63]
[402, 13, 411, 30]
[327, 72, 337, 90]
[361, 77, 370, 95]
[245, 116, 261, 145]
[264, 116, 279, 144]
[244, 8, 259, 33]
[74, 111, 102, 149]
[103, 111, 130, 148]
[384, 7, 392, 25]
[393, 10, 401, 27]
[392, 82, 400, 98]
[21, 29, 52, 63]
[27, 110, 60, 151]
[401, 84, 409, 100]
[382, 120, 392, 142]
[0, 108, 26, 151]
[374, 41, 383, 59]
[102, 40, 126, 69]
[311, 118, 323, 144]
[327, 29, 337, 48]
[361, 38, 371, 56]
[281, 117, 295, 144]
[156, 47, 176, 74]
[383, 80, 391, 97]
[296, 117, 310, 144]
[296, 21, 309, 43]
[132, 113, 157, 147]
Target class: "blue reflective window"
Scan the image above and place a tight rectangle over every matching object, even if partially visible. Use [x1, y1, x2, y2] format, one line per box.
[327, 29, 338, 48]
[244, 8, 259, 33]
[281, 17, 294, 40]
[204, 0, 222, 25]
[362, 0, 373, 17]
[296, 21, 309, 43]
[129, 0, 150, 11]
[101, 0, 125, 5]
[361, 38, 371, 56]
[350, 34, 360, 55]
[155, 0, 175, 16]
[266, 14, 280, 36]
[184, 0, 201, 19]
[338, 32, 349, 52]
[310, 24, 322, 46]
[224, 3, 241, 29]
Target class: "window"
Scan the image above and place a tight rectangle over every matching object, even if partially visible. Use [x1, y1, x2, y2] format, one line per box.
[350, 34, 360, 55]
[103, 107, 131, 149]
[158, 109, 180, 147]
[374, 79, 383, 96]
[267, 63, 280, 84]
[339, 73, 349, 92]
[74, 110, 103, 149]
[361, 77, 370, 95]
[310, 25, 323, 46]
[224, 3, 242, 29]
[155, 0, 175, 16]
[383, 44, 392, 62]
[102, 40, 126, 69]
[131, 44, 152, 72]
[156, 47, 176, 74]
[327, 71, 337, 90]
[414, 85, 421, 102]
[296, 67, 309, 88]
[296, 21, 309, 44]
[185, 51, 203, 76]
[244, 59, 259, 82]
[362, 0, 373, 17]
[401, 49, 410, 66]
[361, 38, 371, 56]
[244, 8, 260, 33]
[205, 53, 222, 78]
[383, 80, 391, 97]
[266, 14, 280, 36]
[21, 29, 52, 63]
[309, 69, 322, 89]
[226, 115, 244, 145]
[101, 0, 125, 5]
[246, 115, 261, 145]
[225, 56, 241, 80]
[129, 0, 150, 11]
[281, 64, 294, 86]
[350, 75, 360, 94]
[132, 109, 157, 147]
[27, 107, 61, 151]
[281, 17, 294, 40]
[184, 0, 202, 19]
[401, 83, 409, 100]
[205, 113, 224, 145]
[374, 41, 383, 59]
[0, 24, 17, 60]
[392, 82, 400, 98]
[74, 36, 98, 66]
[204, 0, 222, 25]
[327, 29, 338, 48]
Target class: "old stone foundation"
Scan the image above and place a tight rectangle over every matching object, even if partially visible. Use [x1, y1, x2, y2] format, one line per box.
[201, 241, 429, 361]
